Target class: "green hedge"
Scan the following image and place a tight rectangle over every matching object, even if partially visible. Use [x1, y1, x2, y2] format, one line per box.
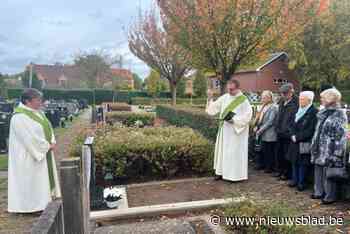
[70, 126, 214, 181]
[106, 112, 155, 126]
[106, 103, 132, 111]
[131, 97, 207, 106]
[156, 105, 218, 141]
[341, 90, 350, 104]
[7, 88, 155, 105]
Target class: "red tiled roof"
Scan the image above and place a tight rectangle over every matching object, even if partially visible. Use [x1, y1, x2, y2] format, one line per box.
[31, 64, 81, 85]
[111, 68, 133, 81]
[29, 64, 134, 87]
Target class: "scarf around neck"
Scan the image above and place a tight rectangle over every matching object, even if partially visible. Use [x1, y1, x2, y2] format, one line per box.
[295, 104, 312, 122]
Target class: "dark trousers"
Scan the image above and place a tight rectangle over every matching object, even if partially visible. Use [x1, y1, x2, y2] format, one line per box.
[259, 141, 276, 170]
[292, 162, 306, 187]
[276, 139, 292, 177]
[314, 165, 337, 202]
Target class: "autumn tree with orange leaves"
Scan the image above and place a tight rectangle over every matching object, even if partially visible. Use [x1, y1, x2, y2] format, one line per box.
[158, 0, 322, 94]
[128, 9, 191, 105]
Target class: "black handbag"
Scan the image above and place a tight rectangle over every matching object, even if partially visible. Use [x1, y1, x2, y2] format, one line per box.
[254, 136, 262, 153]
[326, 154, 349, 181]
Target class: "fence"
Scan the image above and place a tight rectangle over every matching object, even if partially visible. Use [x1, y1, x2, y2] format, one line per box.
[30, 200, 64, 234]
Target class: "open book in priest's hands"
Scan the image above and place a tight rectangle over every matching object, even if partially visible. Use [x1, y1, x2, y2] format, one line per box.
[214, 111, 236, 121]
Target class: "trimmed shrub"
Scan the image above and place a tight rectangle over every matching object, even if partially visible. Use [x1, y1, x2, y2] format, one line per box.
[223, 200, 311, 233]
[70, 126, 214, 181]
[156, 105, 218, 141]
[106, 112, 155, 127]
[131, 97, 207, 106]
[106, 102, 131, 111]
[7, 88, 156, 105]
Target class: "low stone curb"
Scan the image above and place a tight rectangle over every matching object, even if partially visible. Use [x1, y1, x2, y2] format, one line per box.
[90, 197, 245, 221]
[126, 177, 214, 188]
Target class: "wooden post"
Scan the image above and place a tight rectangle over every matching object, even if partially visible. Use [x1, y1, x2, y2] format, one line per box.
[81, 145, 91, 232]
[60, 157, 90, 234]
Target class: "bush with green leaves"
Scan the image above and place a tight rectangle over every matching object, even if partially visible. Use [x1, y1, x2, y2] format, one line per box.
[106, 112, 156, 127]
[156, 105, 218, 141]
[223, 200, 311, 234]
[106, 102, 131, 111]
[70, 126, 214, 182]
[131, 97, 207, 106]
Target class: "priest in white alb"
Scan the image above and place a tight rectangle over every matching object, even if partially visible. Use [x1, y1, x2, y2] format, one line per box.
[206, 79, 253, 182]
[8, 88, 61, 213]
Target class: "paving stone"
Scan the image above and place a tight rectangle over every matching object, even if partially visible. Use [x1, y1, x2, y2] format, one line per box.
[94, 219, 196, 234]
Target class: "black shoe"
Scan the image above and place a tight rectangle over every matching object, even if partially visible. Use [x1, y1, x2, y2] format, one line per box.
[297, 185, 305, 191]
[321, 199, 335, 205]
[310, 194, 322, 199]
[272, 172, 281, 177]
[280, 175, 288, 181]
[288, 182, 297, 187]
[254, 166, 264, 170]
[214, 175, 222, 181]
[264, 169, 272, 173]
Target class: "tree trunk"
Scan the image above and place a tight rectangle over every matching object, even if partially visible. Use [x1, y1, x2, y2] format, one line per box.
[220, 73, 230, 95]
[170, 82, 177, 106]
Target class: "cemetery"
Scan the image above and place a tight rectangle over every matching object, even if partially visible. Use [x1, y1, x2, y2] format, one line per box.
[2, 0, 350, 233]
[6, 98, 342, 234]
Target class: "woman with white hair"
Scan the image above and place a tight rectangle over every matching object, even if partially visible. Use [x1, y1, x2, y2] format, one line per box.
[286, 91, 318, 191]
[310, 88, 348, 204]
[254, 90, 278, 172]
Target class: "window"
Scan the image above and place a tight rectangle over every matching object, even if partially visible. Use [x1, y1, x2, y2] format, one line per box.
[215, 80, 220, 88]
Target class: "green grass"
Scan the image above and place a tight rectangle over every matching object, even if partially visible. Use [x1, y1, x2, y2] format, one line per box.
[0, 154, 8, 171]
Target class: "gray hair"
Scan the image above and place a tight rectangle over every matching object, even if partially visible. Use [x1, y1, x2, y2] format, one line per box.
[300, 91, 315, 103]
[261, 90, 273, 101]
[320, 88, 342, 104]
[21, 88, 43, 104]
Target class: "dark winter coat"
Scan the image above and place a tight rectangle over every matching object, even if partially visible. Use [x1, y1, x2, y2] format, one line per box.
[275, 95, 299, 140]
[311, 107, 348, 167]
[286, 105, 318, 164]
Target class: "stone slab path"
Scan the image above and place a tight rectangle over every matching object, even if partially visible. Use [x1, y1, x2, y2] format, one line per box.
[0, 109, 91, 234]
[94, 219, 197, 234]
[121, 164, 350, 234]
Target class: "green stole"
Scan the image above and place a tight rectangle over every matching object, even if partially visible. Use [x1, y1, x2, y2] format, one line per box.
[14, 106, 55, 191]
[218, 94, 247, 131]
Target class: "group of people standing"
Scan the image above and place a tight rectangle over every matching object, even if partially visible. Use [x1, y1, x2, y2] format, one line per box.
[206, 78, 348, 205]
[253, 83, 348, 204]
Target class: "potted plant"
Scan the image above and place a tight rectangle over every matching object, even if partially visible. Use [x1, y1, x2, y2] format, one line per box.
[104, 187, 122, 209]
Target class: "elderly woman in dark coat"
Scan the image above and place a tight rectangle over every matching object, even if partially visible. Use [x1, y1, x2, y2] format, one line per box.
[310, 88, 348, 204]
[287, 91, 318, 191]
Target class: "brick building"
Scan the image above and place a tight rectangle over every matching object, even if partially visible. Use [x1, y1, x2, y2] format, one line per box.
[208, 52, 300, 94]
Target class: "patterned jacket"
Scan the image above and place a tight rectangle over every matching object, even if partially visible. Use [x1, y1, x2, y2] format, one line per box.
[311, 107, 348, 166]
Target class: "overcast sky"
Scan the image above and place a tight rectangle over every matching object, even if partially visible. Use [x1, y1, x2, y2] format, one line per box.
[0, 0, 153, 79]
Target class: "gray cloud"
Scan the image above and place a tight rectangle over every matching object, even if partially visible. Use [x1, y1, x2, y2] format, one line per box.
[0, 0, 153, 79]
[88, 10, 104, 20]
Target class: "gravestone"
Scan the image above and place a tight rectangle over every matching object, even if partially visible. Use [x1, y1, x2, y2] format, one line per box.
[84, 137, 105, 210]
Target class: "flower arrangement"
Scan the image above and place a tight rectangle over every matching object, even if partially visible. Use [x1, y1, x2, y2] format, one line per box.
[104, 187, 122, 208]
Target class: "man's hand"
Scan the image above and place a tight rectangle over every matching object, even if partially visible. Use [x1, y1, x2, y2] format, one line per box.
[256, 129, 262, 136]
[49, 144, 57, 151]
[291, 135, 297, 143]
[207, 89, 213, 99]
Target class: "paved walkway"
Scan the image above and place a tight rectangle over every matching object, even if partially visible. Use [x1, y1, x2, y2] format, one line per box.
[0, 109, 91, 234]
